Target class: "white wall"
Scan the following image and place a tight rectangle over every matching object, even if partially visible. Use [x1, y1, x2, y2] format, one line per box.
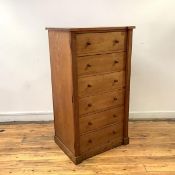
[0, 0, 175, 121]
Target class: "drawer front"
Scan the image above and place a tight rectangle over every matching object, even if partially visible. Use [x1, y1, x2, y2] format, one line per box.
[76, 32, 126, 56]
[77, 52, 125, 76]
[79, 90, 124, 115]
[78, 71, 125, 97]
[80, 124, 123, 153]
[80, 107, 124, 134]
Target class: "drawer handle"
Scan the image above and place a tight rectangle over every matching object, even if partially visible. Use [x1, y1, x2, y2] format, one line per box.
[113, 97, 118, 101]
[113, 80, 118, 83]
[88, 103, 92, 107]
[88, 122, 92, 126]
[86, 41, 91, 47]
[113, 114, 117, 118]
[112, 131, 116, 135]
[86, 64, 92, 68]
[113, 40, 119, 44]
[114, 60, 119, 64]
[88, 139, 92, 143]
[87, 84, 92, 88]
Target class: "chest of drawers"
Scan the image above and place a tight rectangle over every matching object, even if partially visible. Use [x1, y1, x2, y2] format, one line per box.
[47, 27, 135, 164]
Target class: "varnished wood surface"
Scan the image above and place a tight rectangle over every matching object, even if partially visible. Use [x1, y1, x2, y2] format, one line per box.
[0, 121, 174, 175]
[46, 26, 135, 32]
[48, 31, 75, 153]
[77, 52, 126, 76]
[80, 123, 123, 154]
[79, 90, 125, 115]
[123, 28, 133, 144]
[79, 107, 124, 134]
[47, 27, 135, 163]
[76, 32, 126, 56]
[78, 71, 125, 97]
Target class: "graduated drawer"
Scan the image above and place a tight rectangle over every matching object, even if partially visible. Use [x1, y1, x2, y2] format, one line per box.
[79, 107, 124, 134]
[76, 32, 126, 56]
[79, 90, 124, 115]
[80, 124, 123, 153]
[77, 52, 125, 76]
[78, 71, 125, 97]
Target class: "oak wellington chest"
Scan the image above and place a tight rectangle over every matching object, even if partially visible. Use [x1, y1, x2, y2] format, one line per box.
[47, 27, 135, 164]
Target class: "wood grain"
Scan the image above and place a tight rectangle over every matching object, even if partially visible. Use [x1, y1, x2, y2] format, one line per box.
[46, 26, 135, 32]
[77, 52, 126, 76]
[79, 107, 124, 134]
[48, 31, 75, 153]
[0, 121, 174, 175]
[123, 28, 134, 145]
[78, 71, 125, 97]
[79, 90, 125, 115]
[76, 32, 126, 56]
[47, 27, 134, 163]
[70, 32, 81, 156]
[80, 123, 123, 153]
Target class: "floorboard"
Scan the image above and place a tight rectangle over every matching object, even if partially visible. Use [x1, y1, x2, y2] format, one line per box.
[0, 121, 174, 175]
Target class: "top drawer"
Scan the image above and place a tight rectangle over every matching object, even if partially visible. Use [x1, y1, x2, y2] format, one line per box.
[76, 32, 126, 56]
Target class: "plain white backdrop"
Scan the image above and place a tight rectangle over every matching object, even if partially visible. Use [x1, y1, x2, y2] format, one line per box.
[0, 0, 175, 121]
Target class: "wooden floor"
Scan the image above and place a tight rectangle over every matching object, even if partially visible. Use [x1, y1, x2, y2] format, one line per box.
[0, 121, 174, 175]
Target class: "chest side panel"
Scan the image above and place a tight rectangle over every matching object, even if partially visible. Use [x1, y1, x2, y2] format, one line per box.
[48, 31, 75, 154]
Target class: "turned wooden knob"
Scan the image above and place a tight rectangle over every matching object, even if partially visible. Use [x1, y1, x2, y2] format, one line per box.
[113, 97, 117, 101]
[88, 139, 92, 143]
[88, 103, 92, 107]
[113, 114, 117, 118]
[86, 64, 91, 68]
[114, 60, 119, 64]
[87, 84, 92, 88]
[88, 122, 92, 126]
[113, 79, 118, 83]
[86, 41, 91, 46]
[113, 40, 119, 44]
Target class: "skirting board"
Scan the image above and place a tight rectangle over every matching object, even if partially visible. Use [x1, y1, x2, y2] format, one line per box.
[0, 111, 53, 122]
[0, 111, 175, 122]
[130, 111, 175, 120]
